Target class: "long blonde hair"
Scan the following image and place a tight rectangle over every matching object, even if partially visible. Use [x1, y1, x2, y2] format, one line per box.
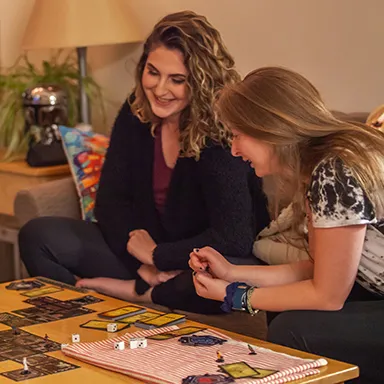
[130, 10, 240, 159]
[217, 66, 384, 233]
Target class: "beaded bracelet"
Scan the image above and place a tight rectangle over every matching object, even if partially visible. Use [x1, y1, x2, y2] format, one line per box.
[246, 286, 259, 316]
[221, 282, 243, 313]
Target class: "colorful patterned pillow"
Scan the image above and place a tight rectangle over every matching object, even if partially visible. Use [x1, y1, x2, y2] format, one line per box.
[59, 126, 110, 222]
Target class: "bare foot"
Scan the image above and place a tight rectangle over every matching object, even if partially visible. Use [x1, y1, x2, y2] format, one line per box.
[138, 265, 182, 286]
[76, 278, 153, 303]
[76, 279, 91, 287]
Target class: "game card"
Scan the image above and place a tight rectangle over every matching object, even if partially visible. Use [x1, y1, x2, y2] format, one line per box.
[219, 362, 261, 379]
[57, 307, 96, 319]
[80, 320, 130, 332]
[0, 312, 37, 327]
[249, 368, 278, 378]
[0, 347, 37, 360]
[1, 367, 45, 381]
[147, 326, 206, 340]
[98, 305, 146, 320]
[23, 296, 62, 306]
[12, 354, 79, 378]
[117, 311, 159, 324]
[65, 295, 104, 306]
[25, 354, 79, 375]
[21, 286, 63, 298]
[24, 297, 80, 311]
[136, 313, 186, 328]
[13, 307, 47, 317]
[168, 326, 206, 336]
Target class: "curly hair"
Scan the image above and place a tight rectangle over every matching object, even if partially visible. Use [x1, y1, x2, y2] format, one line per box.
[130, 10, 240, 158]
[217, 67, 384, 234]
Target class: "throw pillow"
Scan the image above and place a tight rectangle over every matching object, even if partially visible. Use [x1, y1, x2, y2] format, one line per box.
[59, 126, 110, 222]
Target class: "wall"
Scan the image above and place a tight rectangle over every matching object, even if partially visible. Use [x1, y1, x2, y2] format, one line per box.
[0, 0, 382, 132]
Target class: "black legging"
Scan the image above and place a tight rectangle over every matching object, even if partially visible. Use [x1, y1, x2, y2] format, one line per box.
[267, 283, 384, 384]
[18, 216, 259, 314]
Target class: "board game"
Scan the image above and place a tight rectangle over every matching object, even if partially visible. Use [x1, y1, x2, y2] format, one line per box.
[0, 278, 358, 383]
[0, 329, 79, 381]
[62, 326, 328, 384]
[0, 280, 105, 382]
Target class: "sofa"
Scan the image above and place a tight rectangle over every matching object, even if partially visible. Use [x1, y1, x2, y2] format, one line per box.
[13, 111, 369, 340]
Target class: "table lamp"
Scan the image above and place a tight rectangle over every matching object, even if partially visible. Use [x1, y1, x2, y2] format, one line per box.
[22, 0, 142, 125]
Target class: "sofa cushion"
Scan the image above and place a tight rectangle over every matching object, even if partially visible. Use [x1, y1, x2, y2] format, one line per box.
[59, 126, 109, 222]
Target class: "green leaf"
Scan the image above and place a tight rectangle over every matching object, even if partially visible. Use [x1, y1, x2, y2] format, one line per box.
[0, 51, 105, 160]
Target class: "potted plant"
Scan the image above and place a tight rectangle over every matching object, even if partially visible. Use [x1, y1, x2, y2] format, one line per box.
[0, 50, 105, 160]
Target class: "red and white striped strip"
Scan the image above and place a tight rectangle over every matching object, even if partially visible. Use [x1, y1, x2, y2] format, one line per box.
[62, 326, 327, 384]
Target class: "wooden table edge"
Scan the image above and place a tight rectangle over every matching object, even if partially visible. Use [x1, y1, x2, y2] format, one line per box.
[0, 280, 359, 383]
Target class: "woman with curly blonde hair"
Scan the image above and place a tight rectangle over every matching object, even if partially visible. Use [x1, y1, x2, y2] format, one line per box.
[189, 67, 384, 381]
[19, 11, 269, 313]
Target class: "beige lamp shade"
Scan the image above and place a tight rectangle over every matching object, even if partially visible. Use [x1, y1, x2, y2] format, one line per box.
[22, 0, 142, 50]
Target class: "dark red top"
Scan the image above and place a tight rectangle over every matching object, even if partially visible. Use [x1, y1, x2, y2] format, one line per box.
[153, 126, 174, 214]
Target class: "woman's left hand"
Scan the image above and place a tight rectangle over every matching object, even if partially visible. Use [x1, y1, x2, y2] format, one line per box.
[127, 229, 157, 265]
[192, 271, 228, 302]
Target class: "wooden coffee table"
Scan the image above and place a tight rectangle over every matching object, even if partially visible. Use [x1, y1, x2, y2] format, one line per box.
[0, 280, 358, 383]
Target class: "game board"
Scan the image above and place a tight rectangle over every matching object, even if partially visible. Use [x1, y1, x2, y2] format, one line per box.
[62, 326, 328, 384]
[0, 295, 102, 327]
[0, 291, 104, 381]
[0, 329, 79, 381]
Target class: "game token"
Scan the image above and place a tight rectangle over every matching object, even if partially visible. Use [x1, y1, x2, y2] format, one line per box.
[72, 334, 80, 343]
[21, 357, 29, 375]
[129, 337, 147, 349]
[12, 326, 20, 335]
[182, 374, 234, 384]
[6, 280, 44, 291]
[107, 323, 118, 332]
[216, 350, 224, 363]
[44, 334, 52, 348]
[114, 341, 125, 350]
[247, 344, 257, 355]
[178, 335, 227, 346]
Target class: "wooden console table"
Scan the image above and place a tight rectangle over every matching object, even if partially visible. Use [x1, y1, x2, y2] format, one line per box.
[0, 153, 70, 279]
[0, 155, 70, 216]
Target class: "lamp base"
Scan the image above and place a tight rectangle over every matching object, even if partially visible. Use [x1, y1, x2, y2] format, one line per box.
[77, 47, 91, 124]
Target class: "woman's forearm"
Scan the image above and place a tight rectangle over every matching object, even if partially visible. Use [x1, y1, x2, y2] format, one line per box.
[248, 279, 342, 312]
[230, 260, 314, 287]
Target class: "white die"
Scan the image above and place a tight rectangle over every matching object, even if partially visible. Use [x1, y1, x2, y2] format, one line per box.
[114, 341, 125, 350]
[107, 323, 118, 332]
[72, 334, 80, 343]
[129, 337, 147, 349]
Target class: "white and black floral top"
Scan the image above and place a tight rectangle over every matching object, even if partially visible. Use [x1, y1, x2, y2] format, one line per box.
[307, 157, 384, 296]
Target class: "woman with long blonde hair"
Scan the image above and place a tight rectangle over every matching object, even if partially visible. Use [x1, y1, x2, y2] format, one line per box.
[189, 67, 384, 382]
[19, 11, 269, 313]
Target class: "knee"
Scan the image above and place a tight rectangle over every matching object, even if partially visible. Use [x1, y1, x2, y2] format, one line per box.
[267, 311, 309, 351]
[18, 217, 54, 260]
